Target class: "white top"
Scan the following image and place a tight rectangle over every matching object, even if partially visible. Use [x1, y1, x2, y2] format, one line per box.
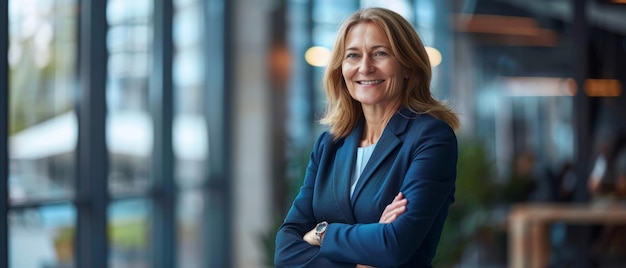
[350, 143, 377, 199]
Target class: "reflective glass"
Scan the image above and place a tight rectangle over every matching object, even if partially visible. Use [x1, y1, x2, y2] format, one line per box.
[173, 0, 208, 189]
[312, 0, 356, 24]
[8, 0, 78, 203]
[360, 0, 413, 22]
[176, 190, 205, 268]
[109, 199, 152, 268]
[173, 3, 209, 266]
[9, 205, 76, 268]
[106, 0, 154, 194]
[510, 97, 574, 165]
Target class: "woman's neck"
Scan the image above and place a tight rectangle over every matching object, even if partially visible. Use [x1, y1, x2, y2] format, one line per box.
[360, 103, 400, 146]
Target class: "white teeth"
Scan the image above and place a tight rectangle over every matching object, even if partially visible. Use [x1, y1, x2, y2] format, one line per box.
[359, 80, 383, 85]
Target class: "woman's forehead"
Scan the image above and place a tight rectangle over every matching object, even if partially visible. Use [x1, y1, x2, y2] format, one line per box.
[344, 23, 390, 47]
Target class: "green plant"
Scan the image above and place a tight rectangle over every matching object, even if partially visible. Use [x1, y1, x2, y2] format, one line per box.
[261, 143, 312, 267]
[433, 138, 498, 267]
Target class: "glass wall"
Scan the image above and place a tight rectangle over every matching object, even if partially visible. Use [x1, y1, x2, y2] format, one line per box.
[108, 199, 151, 267]
[8, 0, 78, 266]
[173, 0, 208, 266]
[4, 0, 230, 267]
[8, 0, 77, 204]
[106, 0, 153, 196]
[106, 0, 154, 266]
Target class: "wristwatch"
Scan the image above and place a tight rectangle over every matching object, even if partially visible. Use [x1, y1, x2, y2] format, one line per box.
[315, 221, 328, 245]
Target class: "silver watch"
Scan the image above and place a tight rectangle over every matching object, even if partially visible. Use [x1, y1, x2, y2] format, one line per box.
[315, 221, 328, 245]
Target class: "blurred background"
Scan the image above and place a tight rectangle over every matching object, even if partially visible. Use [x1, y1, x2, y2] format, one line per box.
[1, 0, 626, 267]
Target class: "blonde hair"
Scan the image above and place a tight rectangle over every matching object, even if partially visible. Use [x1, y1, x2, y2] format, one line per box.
[320, 7, 459, 139]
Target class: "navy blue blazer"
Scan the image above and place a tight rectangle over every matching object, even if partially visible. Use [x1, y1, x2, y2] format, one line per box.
[275, 108, 457, 268]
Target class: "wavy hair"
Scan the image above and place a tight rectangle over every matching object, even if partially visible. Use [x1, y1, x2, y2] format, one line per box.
[319, 7, 459, 139]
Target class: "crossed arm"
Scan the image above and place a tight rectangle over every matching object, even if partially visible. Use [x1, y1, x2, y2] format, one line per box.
[302, 192, 408, 268]
[275, 124, 457, 267]
[302, 192, 408, 245]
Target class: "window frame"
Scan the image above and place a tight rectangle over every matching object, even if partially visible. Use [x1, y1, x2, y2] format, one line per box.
[1, 0, 9, 266]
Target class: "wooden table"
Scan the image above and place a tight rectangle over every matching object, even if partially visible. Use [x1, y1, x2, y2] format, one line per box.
[508, 202, 626, 268]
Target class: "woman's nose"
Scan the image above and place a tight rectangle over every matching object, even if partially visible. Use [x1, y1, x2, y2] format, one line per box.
[358, 57, 374, 74]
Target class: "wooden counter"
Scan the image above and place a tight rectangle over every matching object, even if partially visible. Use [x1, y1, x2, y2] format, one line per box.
[508, 202, 626, 268]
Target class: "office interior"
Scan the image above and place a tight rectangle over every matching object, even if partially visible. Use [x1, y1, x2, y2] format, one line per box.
[1, 0, 626, 267]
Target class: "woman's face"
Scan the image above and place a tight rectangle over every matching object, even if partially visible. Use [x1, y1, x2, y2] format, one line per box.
[342, 22, 406, 109]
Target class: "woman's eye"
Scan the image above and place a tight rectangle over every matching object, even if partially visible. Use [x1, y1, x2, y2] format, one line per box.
[374, 51, 387, 57]
[345, 53, 358, 59]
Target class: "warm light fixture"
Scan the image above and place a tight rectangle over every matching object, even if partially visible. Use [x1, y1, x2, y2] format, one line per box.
[584, 79, 622, 97]
[455, 14, 539, 36]
[424, 46, 442, 67]
[305, 46, 331, 67]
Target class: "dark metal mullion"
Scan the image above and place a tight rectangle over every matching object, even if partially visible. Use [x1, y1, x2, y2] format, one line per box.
[573, 0, 591, 202]
[571, 0, 594, 263]
[203, 0, 232, 267]
[1, 0, 9, 266]
[76, 0, 109, 267]
[150, 0, 175, 267]
[9, 197, 75, 210]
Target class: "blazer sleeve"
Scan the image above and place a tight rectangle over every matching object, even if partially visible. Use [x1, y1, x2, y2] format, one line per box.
[274, 132, 354, 268]
[318, 120, 457, 267]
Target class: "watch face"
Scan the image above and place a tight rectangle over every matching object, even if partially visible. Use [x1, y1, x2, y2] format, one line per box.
[316, 222, 328, 233]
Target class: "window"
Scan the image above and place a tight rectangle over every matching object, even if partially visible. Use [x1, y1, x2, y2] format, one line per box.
[8, 0, 78, 266]
[2, 0, 231, 267]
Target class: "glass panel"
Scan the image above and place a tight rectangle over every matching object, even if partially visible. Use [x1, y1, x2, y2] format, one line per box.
[8, 0, 78, 203]
[312, 0, 356, 24]
[173, 0, 207, 189]
[360, 0, 413, 22]
[310, 2, 357, 129]
[507, 96, 574, 180]
[9, 204, 76, 268]
[106, 0, 154, 194]
[173, 1, 211, 266]
[176, 190, 205, 268]
[109, 199, 152, 268]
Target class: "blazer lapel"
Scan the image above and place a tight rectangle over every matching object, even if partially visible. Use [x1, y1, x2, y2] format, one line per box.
[350, 109, 411, 206]
[332, 120, 363, 224]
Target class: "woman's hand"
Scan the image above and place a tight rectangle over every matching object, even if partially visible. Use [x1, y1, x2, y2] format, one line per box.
[356, 265, 376, 268]
[303, 228, 319, 246]
[379, 192, 407, 223]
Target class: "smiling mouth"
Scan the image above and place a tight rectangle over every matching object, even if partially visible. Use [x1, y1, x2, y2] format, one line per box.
[357, 80, 384, 85]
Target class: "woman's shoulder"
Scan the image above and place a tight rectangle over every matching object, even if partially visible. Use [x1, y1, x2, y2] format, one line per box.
[312, 131, 341, 149]
[403, 113, 457, 142]
[314, 130, 332, 143]
[408, 113, 453, 130]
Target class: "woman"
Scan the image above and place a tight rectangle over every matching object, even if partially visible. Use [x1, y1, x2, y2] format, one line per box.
[275, 7, 459, 268]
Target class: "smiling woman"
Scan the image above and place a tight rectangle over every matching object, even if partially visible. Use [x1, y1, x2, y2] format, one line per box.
[341, 22, 406, 121]
[275, 7, 459, 268]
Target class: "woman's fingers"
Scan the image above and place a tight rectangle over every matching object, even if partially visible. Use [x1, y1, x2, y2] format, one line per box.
[380, 204, 405, 223]
[385, 196, 407, 213]
[379, 192, 407, 223]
